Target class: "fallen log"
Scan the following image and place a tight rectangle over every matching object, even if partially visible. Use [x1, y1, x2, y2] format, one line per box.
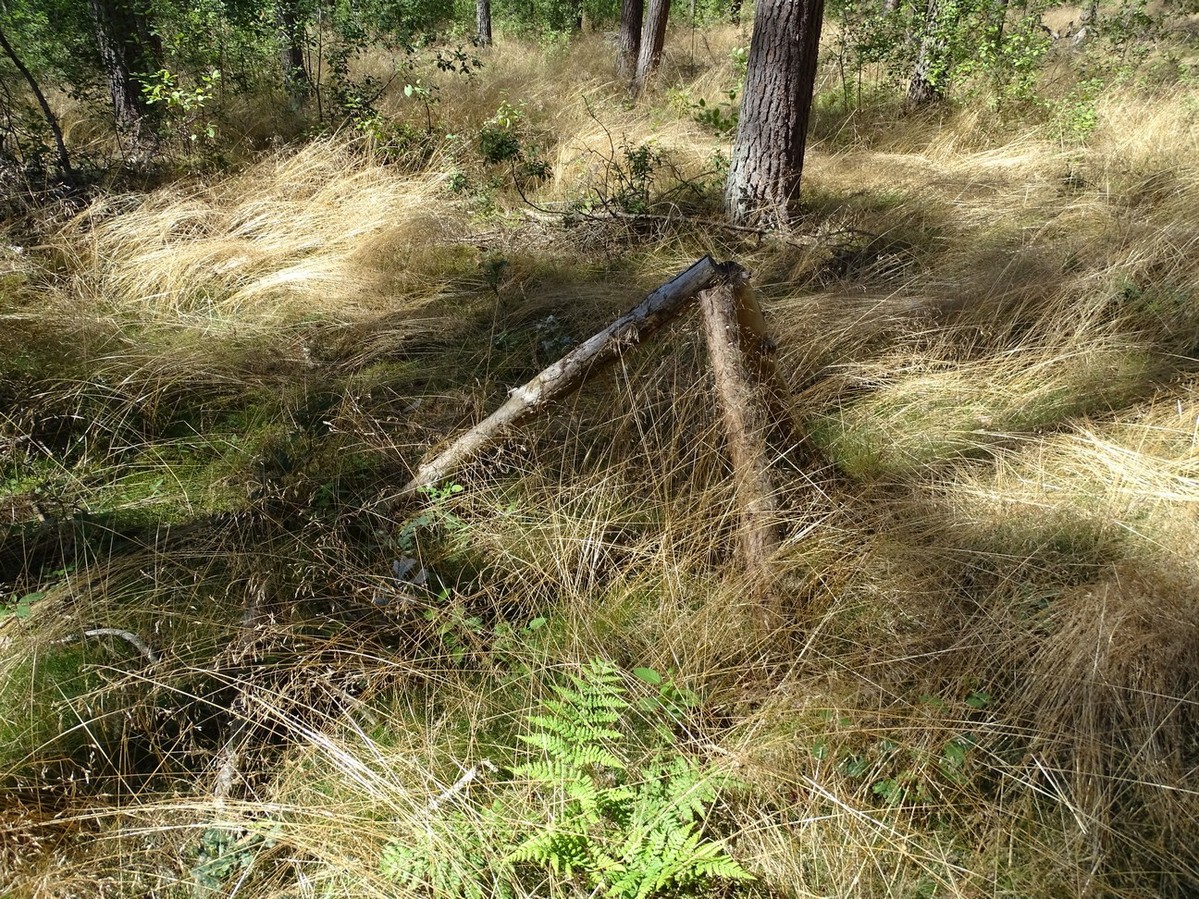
[698, 265, 787, 629]
[401, 255, 724, 495]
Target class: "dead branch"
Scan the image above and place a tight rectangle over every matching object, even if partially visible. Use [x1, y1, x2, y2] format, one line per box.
[401, 255, 723, 495]
[698, 265, 787, 629]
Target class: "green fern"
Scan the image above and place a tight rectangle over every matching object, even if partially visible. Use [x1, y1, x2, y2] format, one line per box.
[380, 658, 751, 898]
[380, 798, 517, 899]
[507, 658, 751, 898]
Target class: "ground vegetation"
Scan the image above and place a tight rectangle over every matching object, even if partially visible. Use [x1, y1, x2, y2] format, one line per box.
[3, 2, 1199, 897]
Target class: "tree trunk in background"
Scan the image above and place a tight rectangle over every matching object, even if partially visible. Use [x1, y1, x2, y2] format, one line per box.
[730, 0, 742, 24]
[724, 0, 825, 227]
[906, 0, 954, 108]
[631, 0, 670, 97]
[988, 0, 1009, 53]
[0, 25, 72, 175]
[88, 0, 161, 137]
[277, 0, 311, 109]
[570, 0, 584, 31]
[617, 0, 643, 80]
[476, 0, 493, 46]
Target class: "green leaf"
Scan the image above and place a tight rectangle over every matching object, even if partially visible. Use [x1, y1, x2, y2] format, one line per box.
[966, 690, 992, 709]
[632, 667, 662, 685]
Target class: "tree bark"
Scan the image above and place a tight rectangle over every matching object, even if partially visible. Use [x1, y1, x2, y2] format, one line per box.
[724, 0, 825, 227]
[698, 267, 785, 628]
[277, 0, 311, 109]
[617, 0, 644, 81]
[477, 0, 493, 47]
[906, 0, 953, 108]
[0, 25, 72, 175]
[631, 0, 670, 97]
[402, 256, 723, 495]
[730, 0, 742, 24]
[88, 0, 161, 137]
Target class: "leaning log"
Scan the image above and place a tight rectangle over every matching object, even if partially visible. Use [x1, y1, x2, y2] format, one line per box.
[401, 256, 723, 495]
[698, 265, 786, 628]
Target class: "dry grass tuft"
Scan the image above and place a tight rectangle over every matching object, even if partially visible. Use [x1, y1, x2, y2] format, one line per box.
[59, 140, 462, 331]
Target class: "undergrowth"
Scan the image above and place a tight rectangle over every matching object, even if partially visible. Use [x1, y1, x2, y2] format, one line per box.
[3, 15, 1199, 899]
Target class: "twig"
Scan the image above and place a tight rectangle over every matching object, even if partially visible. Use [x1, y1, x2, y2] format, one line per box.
[399, 255, 724, 495]
[428, 759, 497, 813]
[54, 627, 158, 664]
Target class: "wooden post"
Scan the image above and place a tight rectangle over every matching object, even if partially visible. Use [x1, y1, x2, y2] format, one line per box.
[401, 256, 723, 495]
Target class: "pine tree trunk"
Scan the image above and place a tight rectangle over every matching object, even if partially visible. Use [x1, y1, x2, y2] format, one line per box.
[697, 267, 788, 630]
[617, 0, 643, 79]
[402, 257, 723, 495]
[631, 0, 670, 97]
[477, 0, 493, 46]
[88, 0, 161, 137]
[724, 0, 825, 227]
[730, 0, 742, 25]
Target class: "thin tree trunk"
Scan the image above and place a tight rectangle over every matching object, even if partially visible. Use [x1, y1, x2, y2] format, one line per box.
[477, 0, 493, 47]
[631, 0, 670, 97]
[989, 0, 1009, 51]
[906, 0, 953, 108]
[724, 0, 825, 227]
[730, 0, 742, 24]
[698, 267, 785, 629]
[617, 0, 643, 79]
[0, 25, 72, 175]
[401, 257, 723, 495]
[277, 0, 311, 109]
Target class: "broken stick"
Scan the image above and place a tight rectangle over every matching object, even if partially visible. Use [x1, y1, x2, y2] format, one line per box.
[401, 255, 724, 495]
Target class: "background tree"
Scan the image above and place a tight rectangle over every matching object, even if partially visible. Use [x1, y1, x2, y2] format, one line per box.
[631, 0, 669, 96]
[0, 22, 70, 173]
[617, 0, 643, 79]
[276, 0, 311, 110]
[725, 0, 826, 226]
[88, 0, 162, 135]
[477, 0, 493, 45]
[906, 0, 957, 107]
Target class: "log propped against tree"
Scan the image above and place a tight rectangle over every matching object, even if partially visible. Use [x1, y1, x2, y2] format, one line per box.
[401, 255, 725, 494]
[399, 256, 798, 616]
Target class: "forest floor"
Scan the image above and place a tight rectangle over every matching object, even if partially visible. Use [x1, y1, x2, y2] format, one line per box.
[3, 22, 1199, 899]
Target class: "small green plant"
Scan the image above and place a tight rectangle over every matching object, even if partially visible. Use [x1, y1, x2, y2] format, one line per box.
[191, 826, 276, 895]
[1, 589, 44, 621]
[478, 101, 526, 165]
[142, 67, 220, 143]
[380, 659, 750, 897]
[1052, 76, 1106, 143]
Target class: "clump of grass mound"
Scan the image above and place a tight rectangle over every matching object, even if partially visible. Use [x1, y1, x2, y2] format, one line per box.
[918, 391, 1199, 891]
[60, 140, 460, 330]
[813, 336, 1156, 479]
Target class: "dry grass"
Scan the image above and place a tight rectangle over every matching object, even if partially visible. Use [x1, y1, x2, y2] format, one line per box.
[4, 19, 1199, 899]
[57, 140, 463, 331]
